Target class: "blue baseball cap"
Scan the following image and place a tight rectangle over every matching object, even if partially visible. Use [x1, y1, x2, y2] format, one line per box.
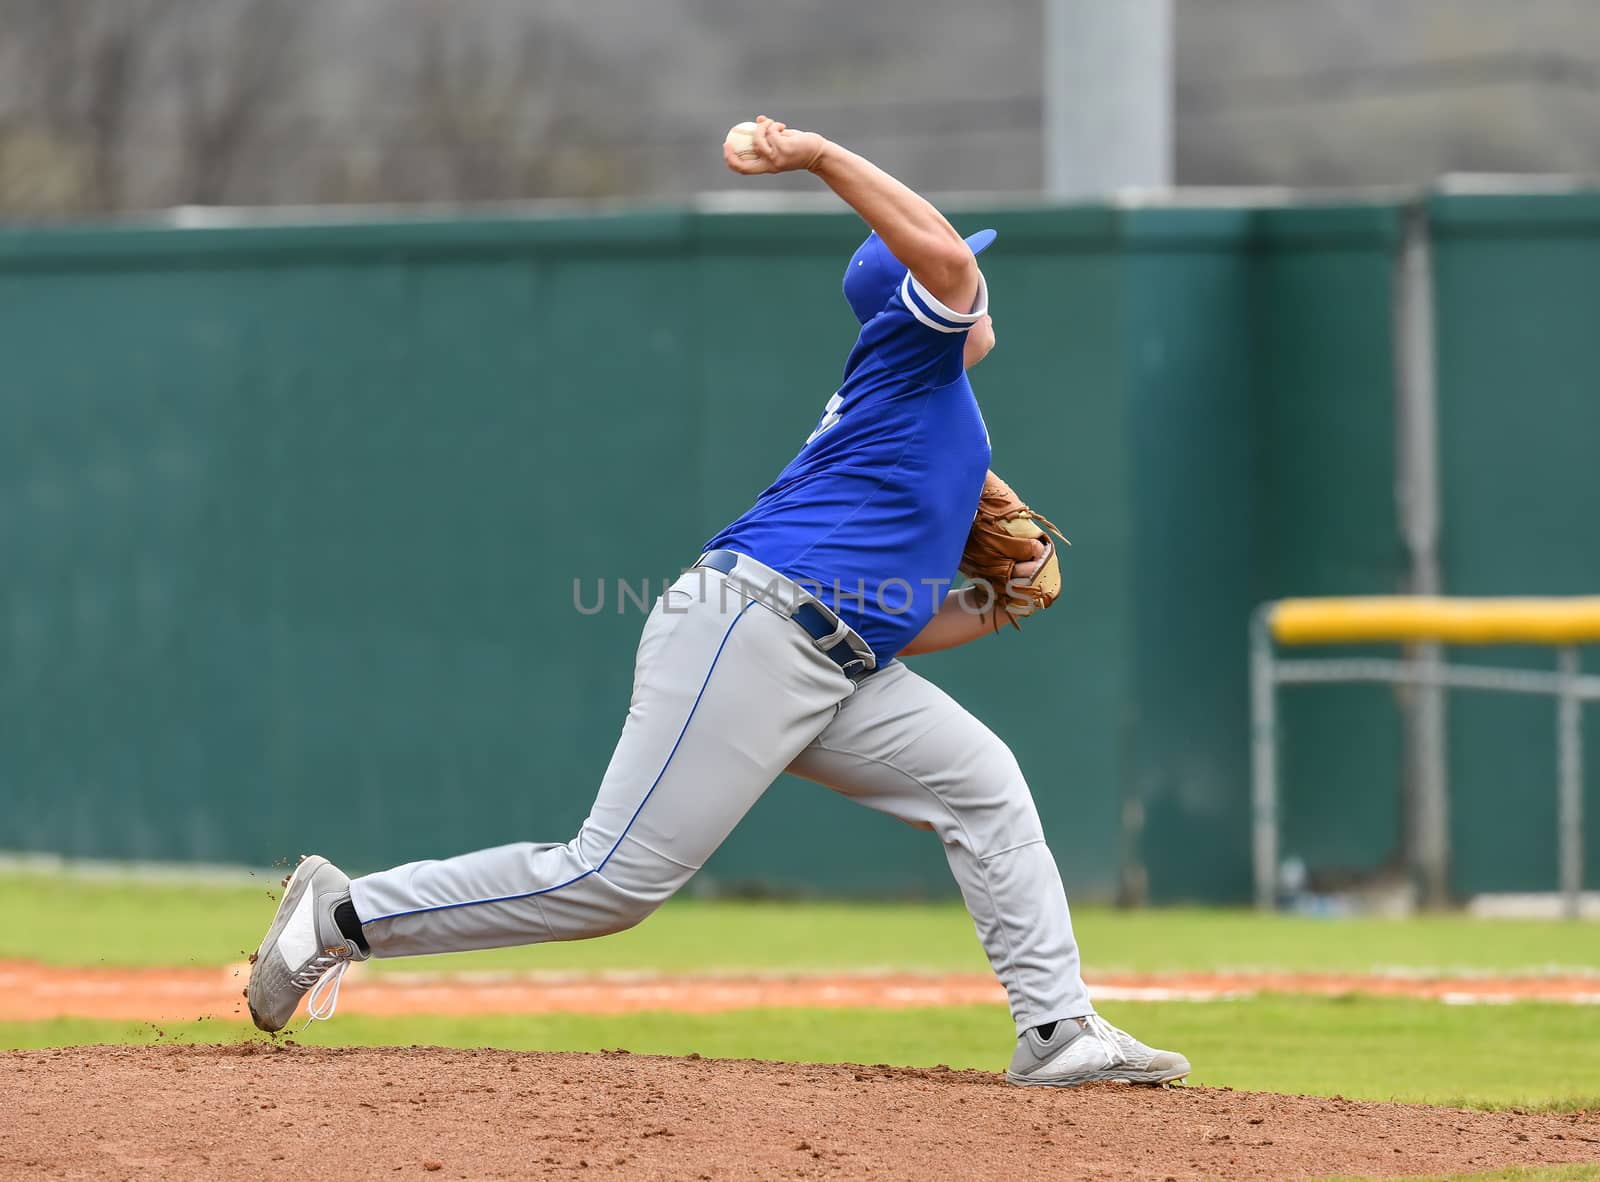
[843, 227, 997, 325]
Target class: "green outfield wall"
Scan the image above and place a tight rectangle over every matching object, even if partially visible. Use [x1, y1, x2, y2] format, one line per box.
[1, 194, 1596, 902]
[0, 209, 1141, 898]
[1430, 193, 1600, 895]
[1242, 206, 1410, 895]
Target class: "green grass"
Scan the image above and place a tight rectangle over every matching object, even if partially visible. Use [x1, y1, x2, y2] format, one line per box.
[4, 998, 1598, 1112]
[5, 869, 1600, 976]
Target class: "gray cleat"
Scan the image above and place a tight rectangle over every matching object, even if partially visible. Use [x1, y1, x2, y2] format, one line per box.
[247, 855, 368, 1033]
[1007, 1014, 1190, 1087]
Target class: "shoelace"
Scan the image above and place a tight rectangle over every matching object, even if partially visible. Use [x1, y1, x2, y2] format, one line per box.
[290, 955, 352, 1028]
[1082, 1014, 1133, 1067]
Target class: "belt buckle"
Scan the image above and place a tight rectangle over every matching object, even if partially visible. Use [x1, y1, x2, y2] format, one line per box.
[837, 656, 870, 682]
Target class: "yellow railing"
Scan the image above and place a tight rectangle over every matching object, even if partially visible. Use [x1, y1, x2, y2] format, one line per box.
[1269, 596, 1600, 647]
[1252, 596, 1600, 917]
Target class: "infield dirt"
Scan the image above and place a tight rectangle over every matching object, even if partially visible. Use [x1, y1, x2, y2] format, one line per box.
[4, 1045, 1597, 1181]
[6, 960, 1600, 1022]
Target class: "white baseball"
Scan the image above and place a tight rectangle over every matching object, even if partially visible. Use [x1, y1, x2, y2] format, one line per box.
[724, 121, 760, 160]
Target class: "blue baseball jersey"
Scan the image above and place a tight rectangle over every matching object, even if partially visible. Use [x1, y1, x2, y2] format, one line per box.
[705, 269, 992, 661]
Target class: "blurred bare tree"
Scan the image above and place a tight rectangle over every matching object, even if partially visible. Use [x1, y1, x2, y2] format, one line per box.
[167, 0, 305, 206]
[0, 0, 634, 217]
[0, 0, 151, 213]
[0, 0, 305, 215]
[0, 0, 1596, 218]
[402, 8, 622, 201]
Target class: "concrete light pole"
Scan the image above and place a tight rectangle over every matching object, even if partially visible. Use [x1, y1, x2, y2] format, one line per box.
[1043, 0, 1173, 198]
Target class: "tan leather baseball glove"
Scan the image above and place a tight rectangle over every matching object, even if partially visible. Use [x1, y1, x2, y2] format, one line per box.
[959, 471, 1070, 630]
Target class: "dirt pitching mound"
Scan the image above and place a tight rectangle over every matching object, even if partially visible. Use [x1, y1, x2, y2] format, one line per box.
[4, 1046, 1597, 1181]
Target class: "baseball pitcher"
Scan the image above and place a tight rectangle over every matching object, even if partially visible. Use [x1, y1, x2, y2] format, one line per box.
[247, 116, 1190, 1088]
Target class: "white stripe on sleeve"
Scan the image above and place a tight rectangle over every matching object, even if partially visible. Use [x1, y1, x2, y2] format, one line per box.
[901, 270, 989, 334]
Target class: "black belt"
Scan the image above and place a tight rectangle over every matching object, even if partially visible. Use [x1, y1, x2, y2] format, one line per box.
[695, 549, 875, 682]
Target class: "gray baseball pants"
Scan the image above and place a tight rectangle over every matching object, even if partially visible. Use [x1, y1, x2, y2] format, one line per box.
[349, 556, 1093, 1033]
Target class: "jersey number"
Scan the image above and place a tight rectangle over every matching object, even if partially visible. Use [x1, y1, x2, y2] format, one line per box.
[805, 392, 843, 445]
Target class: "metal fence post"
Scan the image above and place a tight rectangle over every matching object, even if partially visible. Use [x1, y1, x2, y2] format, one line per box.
[1251, 607, 1279, 910]
[1558, 646, 1584, 920]
[1394, 199, 1450, 908]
